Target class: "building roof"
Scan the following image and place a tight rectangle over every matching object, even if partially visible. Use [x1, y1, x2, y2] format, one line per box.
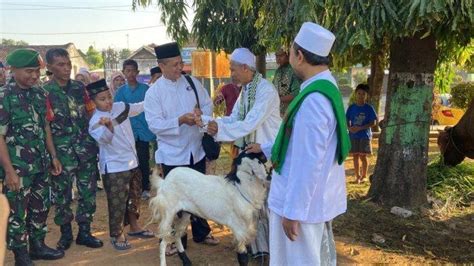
[127, 45, 156, 60]
[0, 43, 87, 65]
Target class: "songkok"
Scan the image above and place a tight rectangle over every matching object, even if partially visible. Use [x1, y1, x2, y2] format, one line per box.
[6, 48, 43, 68]
[150, 66, 161, 75]
[230, 48, 256, 69]
[154, 42, 181, 59]
[294, 22, 335, 57]
[86, 79, 108, 96]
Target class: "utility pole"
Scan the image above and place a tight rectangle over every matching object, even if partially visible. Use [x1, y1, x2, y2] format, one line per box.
[126, 34, 129, 50]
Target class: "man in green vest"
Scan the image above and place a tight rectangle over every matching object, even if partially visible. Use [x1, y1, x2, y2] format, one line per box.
[247, 22, 350, 265]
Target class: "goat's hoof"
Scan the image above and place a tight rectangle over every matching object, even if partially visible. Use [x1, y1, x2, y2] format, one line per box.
[237, 252, 249, 266]
[178, 251, 192, 266]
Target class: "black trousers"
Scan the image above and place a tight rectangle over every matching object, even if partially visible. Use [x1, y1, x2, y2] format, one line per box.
[161, 155, 211, 244]
[135, 140, 150, 191]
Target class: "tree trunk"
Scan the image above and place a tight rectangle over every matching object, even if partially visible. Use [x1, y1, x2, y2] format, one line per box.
[256, 53, 266, 77]
[368, 34, 438, 208]
[368, 42, 388, 132]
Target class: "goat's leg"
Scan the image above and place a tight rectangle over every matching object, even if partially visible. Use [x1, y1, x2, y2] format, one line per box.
[236, 245, 249, 266]
[159, 238, 168, 266]
[174, 213, 192, 266]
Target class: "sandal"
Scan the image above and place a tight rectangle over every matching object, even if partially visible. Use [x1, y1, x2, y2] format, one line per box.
[200, 234, 220, 246]
[165, 243, 178, 256]
[111, 237, 131, 251]
[127, 229, 155, 238]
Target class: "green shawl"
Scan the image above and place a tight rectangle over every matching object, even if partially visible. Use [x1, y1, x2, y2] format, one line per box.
[271, 79, 351, 173]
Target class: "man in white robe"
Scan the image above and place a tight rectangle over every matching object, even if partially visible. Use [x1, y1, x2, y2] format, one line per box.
[247, 22, 348, 266]
[204, 48, 282, 259]
[144, 42, 219, 254]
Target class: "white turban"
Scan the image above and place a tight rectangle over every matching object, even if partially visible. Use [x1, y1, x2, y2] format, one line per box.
[230, 48, 256, 69]
[294, 22, 335, 57]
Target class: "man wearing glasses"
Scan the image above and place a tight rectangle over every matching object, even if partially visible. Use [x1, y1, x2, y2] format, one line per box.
[144, 42, 219, 256]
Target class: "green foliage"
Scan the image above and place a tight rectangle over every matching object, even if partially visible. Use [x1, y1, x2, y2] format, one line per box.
[450, 82, 474, 109]
[427, 157, 474, 206]
[102, 47, 120, 70]
[1, 38, 28, 46]
[85, 45, 103, 70]
[119, 48, 132, 59]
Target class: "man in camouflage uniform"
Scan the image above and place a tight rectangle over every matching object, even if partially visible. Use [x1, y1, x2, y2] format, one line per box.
[0, 48, 64, 265]
[44, 48, 103, 250]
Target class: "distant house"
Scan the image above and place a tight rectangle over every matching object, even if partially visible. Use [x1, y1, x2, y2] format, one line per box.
[0, 42, 89, 78]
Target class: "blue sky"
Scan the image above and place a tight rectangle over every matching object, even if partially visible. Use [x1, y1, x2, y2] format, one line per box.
[0, 0, 192, 51]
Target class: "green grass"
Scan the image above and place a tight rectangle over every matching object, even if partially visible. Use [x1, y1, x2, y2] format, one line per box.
[427, 156, 474, 206]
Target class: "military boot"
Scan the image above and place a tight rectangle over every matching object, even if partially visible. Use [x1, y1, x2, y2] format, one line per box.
[57, 223, 73, 250]
[13, 247, 34, 266]
[29, 239, 64, 260]
[76, 222, 103, 248]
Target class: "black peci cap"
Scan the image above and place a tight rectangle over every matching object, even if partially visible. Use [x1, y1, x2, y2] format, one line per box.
[154, 42, 181, 59]
[86, 78, 108, 96]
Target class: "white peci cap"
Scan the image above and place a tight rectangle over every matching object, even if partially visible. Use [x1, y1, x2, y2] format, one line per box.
[230, 48, 256, 69]
[294, 22, 335, 57]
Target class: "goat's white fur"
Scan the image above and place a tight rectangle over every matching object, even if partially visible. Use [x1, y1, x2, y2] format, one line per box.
[149, 157, 268, 266]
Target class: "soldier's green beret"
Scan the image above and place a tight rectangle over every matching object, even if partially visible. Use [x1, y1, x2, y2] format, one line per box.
[6, 48, 43, 68]
[86, 78, 109, 96]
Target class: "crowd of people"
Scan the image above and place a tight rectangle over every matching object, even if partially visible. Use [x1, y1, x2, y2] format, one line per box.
[0, 22, 379, 266]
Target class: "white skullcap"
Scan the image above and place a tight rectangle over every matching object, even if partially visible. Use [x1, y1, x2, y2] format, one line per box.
[230, 48, 256, 69]
[294, 22, 335, 57]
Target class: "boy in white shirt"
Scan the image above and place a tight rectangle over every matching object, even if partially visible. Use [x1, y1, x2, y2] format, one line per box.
[87, 79, 154, 251]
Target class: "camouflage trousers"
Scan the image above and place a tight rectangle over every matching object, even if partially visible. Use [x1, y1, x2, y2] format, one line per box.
[52, 157, 98, 225]
[3, 172, 51, 249]
[102, 168, 142, 237]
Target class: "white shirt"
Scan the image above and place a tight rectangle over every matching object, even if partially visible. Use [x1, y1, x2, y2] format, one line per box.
[204, 78, 282, 145]
[89, 102, 144, 174]
[263, 70, 347, 223]
[144, 75, 212, 165]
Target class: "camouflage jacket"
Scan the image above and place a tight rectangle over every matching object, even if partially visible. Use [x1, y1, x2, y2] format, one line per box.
[43, 79, 98, 163]
[0, 79, 50, 178]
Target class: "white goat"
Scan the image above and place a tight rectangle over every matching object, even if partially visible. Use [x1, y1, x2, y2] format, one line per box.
[149, 152, 269, 266]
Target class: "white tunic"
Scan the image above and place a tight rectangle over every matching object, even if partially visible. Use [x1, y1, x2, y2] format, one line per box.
[89, 102, 144, 174]
[263, 70, 347, 223]
[207, 78, 281, 145]
[144, 75, 212, 165]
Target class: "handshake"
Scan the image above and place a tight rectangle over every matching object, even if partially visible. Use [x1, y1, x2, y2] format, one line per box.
[178, 108, 218, 136]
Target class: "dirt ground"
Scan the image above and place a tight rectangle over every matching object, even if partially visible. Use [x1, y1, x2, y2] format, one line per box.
[4, 140, 473, 265]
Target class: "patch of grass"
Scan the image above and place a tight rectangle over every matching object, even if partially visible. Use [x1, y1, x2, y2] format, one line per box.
[427, 156, 474, 206]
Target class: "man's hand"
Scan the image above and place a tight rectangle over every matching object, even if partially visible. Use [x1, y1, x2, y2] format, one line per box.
[193, 108, 204, 127]
[207, 120, 218, 136]
[349, 126, 360, 133]
[51, 158, 62, 176]
[282, 217, 300, 241]
[179, 113, 196, 126]
[99, 117, 114, 133]
[245, 143, 262, 154]
[5, 170, 21, 192]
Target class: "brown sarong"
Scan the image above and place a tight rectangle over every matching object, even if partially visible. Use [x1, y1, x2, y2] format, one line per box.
[102, 168, 142, 237]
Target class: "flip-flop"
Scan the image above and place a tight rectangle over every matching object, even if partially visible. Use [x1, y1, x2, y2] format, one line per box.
[111, 237, 131, 251]
[127, 229, 155, 238]
[200, 234, 220, 246]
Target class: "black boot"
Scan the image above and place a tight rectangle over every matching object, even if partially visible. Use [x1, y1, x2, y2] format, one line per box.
[13, 247, 34, 266]
[57, 223, 73, 250]
[29, 239, 64, 260]
[76, 223, 103, 248]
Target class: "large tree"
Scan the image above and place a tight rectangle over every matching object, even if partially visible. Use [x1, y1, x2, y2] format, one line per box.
[85, 45, 104, 70]
[133, 0, 267, 74]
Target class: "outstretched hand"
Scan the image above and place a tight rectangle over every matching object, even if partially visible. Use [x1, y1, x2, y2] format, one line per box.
[245, 143, 262, 154]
